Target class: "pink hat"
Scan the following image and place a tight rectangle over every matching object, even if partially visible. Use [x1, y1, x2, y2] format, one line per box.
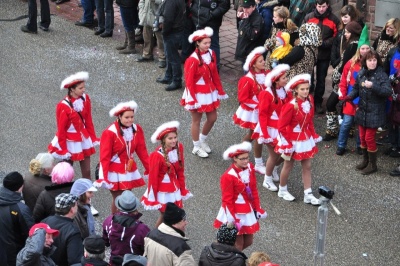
[109, 100, 138, 117]
[60, 71, 89, 90]
[264, 64, 290, 88]
[151, 121, 180, 143]
[29, 223, 59, 237]
[188, 27, 213, 43]
[223, 142, 252, 160]
[243, 46, 266, 72]
[284, 74, 311, 92]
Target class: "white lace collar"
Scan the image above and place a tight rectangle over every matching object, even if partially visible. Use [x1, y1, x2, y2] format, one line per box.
[276, 87, 286, 100]
[201, 52, 212, 65]
[301, 100, 311, 113]
[122, 127, 133, 142]
[238, 168, 250, 184]
[73, 98, 84, 112]
[168, 149, 178, 163]
[255, 73, 266, 85]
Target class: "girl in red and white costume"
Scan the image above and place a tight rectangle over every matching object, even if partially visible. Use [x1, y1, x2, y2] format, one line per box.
[141, 121, 193, 227]
[181, 27, 228, 158]
[233, 46, 269, 174]
[48, 71, 99, 179]
[214, 142, 267, 251]
[254, 64, 291, 192]
[275, 74, 322, 205]
[95, 101, 149, 214]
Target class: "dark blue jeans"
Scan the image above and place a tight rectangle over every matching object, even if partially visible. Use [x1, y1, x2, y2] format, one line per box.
[337, 114, 360, 149]
[312, 59, 330, 105]
[210, 25, 221, 69]
[119, 6, 139, 32]
[27, 0, 50, 31]
[181, 15, 195, 63]
[95, 0, 114, 33]
[163, 31, 183, 83]
[81, 0, 96, 23]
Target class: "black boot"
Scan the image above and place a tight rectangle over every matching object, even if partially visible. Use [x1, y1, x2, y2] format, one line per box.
[165, 81, 182, 91]
[116, 32, 128, 50]
[119, 31, 136, 54]
[355, 148, 369, 170]
[361, 151, 378, 175]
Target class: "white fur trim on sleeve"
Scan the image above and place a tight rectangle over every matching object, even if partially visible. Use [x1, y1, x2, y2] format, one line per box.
[60, 71, 89, 90]
[222, 141, 252, 160]
[150, 121, 180, 143]
[264, 64, 290, 88]
[243, 46, 266, 72]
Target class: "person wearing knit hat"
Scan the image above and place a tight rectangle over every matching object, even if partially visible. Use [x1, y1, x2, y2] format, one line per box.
[214, 142, 267, 251]
[95, 100, 150, 215]
[0, 171, 34, 266]
[336, 26, 371, 157]
[144, 202, 196, 265]
[253, 64, 290, 192]
[233, 46, 269, 175]
[48, 71, 99, 181]
[275, 74, 322, 205]
[198, 222, 247, 265]
[322, 20, 363, 142]
[141, 121, 193, 228]
[181, 27, 228, 158]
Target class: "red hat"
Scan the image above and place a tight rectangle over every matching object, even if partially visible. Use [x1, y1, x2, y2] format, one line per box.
[284, 74, 311, 92]
[60, 71, 89, 90]
[223, 142, 252, 160]
[109, 100, 138, 117]
[243, 46, 266, 72]
[151, 121, 180, 143]
[264, 64, 290, 88]
[29, 223, 59, 237]
[188, 27, 213, 43]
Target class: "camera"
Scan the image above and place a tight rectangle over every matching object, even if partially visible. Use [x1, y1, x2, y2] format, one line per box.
[318, 186, 334, 200]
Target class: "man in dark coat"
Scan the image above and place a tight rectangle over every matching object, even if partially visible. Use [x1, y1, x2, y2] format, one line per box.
[198, 223, 247, 266]
[0, 171, 35, 266]
[235, 0, 265, 63]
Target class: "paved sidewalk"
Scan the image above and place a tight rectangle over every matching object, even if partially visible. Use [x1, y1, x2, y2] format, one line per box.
[49, 1, 243, 85]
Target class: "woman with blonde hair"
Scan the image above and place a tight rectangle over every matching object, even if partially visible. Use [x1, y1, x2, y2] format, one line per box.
[23, 153, 55, 211]
[373, 18, 400, 64]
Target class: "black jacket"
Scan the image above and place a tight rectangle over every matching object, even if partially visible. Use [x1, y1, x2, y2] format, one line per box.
[235, 10, 265, 62]
[348, 66, 392, 128]
[0, 186, 34, 266]
[42, 215, 84, 266]
[190, 0, 230, 30]
[159, 0, 185, 36]
[22, 172, 52, 212]
[81, 257, 109, 266]
[198, 242, 247, 266]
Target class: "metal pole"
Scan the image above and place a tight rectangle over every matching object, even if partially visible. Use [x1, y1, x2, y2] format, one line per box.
[313, 196, 330, 266]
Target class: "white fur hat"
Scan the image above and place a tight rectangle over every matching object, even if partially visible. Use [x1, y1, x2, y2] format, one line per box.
[109, 100, 138, 117]
[60, 71, 89, 90]
[264, 64, 290, 88]
[243, 46, 266, 72]
[188, 27, 213, 43]
[151, 121, 180, 143]
[223, 142, 252, 160]
[285, 74, 311, 92]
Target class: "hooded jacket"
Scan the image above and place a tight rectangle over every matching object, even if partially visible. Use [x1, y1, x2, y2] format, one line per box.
[0, 186, 34, 266]
[198, 242, 247, 266]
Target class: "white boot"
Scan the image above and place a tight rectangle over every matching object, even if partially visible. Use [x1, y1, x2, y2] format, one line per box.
[263, 175, 277, 191]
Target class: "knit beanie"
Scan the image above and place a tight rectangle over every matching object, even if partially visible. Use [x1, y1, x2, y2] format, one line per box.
[357, 25, 371, 48]
[345, 21, 362, 37]
[217, 223, 238, 246]
[3, 171, 24, 191]
[163, 202, 186, 226]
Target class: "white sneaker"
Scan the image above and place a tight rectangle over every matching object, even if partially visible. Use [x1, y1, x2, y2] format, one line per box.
[304, 193, 321, 205]
[192, 146, 209, 158]
[263, 176, 278, 191]
[255, 164, 266, 174]
[200, 142, 211, 153]
[272, 166, 280, 182]
[278, 190, 295, 201]
[90, 205, 99, 216]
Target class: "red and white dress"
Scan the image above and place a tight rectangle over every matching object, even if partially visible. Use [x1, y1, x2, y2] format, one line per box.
[99, 121, 149, 191]
[214, 163, 266, 235]
[232, 70, 268, 130]
[180, 49, 228, 112]
[141, 143, 192, 212]
[252, 86, 291, 145]
[275, 96, 322, 160]
[48, 93, 99, 161]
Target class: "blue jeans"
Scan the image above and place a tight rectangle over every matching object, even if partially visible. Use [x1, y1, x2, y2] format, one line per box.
[210, 25, 220, 69]
[163, 31, 183, 83]
[119, 6, 138, 32]
[337, 115, 360, 149]
[95, 0, 114, 32]
[27, 0, 50, 31]
[312, 59, 330, 105]
[81, 0, 95, 23]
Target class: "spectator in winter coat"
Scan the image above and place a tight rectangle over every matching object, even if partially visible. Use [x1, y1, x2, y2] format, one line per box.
[303, 0, 340, 114]
[81, 235, 109, 266]
[198, 223, 247, 265]
[256, 0, 280, 41]
[16, 223, 59, 266]
[289, 0, 315, 27]
[102, 190, 150, 264]
[0, 171, 34, 266]
[235, 0, 265, 63]
[373, 18, 400, 64]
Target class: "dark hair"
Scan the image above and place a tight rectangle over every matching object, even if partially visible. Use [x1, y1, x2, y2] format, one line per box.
[79, 193, 88, 204]
[361, 50, 383, 69]
[339, 5, 361, 30]
[316, 0, 329, 5]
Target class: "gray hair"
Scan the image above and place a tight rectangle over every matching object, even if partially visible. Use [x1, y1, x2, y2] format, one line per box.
[84, 249, 106, 260]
